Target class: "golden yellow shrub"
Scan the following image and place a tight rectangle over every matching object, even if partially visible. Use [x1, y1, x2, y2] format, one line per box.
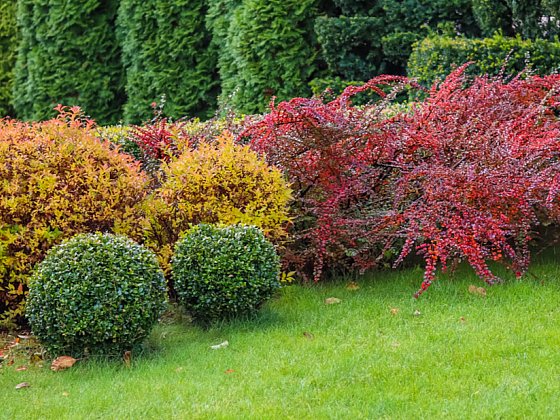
[146, 131, 292, 273]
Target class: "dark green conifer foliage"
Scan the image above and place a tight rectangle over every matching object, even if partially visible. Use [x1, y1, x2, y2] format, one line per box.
[117, 0, 219, 124]
[0, 0, 17, 118]
[208, 0, 324, 115]
[313, 0, 482, 95]
[13, 0, 124, 125]
[473, 0, 560, 40]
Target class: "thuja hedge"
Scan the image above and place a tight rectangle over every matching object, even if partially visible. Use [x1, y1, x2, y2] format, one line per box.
[0, 0, 17, 118]
[408, 33, 560, 89]
[117, 0, 219, 124]
[13, 0, 125, 125]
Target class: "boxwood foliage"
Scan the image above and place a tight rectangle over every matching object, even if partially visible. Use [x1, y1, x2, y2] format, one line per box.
[172, 224, 281, 323]
[408, 33, 560, 90]
[27, 233, 167, 355]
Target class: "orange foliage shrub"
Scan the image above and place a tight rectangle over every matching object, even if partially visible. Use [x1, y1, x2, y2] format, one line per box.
[0, 106, 149, 327]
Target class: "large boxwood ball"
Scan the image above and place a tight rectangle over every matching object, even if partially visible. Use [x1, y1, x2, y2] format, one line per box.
[26, 233, 167, 355]
[172, 224, 281, 322]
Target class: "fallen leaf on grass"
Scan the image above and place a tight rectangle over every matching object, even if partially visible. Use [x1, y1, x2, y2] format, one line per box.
[124, 351, 131, 368]
[302, 332, 313, 340]
[51, 356, 86, 371]
[391, 308, 399, 314]
[15, 366, 28, 371]
[225, 369, 234, 374]
[15, 382, 30, 389]
[62, 392, 69, 396]
[325, 298, 341, 305]
[175, 367, 183, 372]
[210, 340, 229, 349]
[468, 285, 487, 296]
[413, 310, 421, 316]
[461, 318, 466, 322]
[392, 342, 400, 346]
[347, 282, 360, 290]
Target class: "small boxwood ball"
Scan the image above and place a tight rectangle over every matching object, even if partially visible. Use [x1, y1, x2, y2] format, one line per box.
[26, 233, 167, 355]
[172, 224, 281, 322]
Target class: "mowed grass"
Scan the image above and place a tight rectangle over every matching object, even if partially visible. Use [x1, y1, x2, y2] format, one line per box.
[3, 252, 560, 419]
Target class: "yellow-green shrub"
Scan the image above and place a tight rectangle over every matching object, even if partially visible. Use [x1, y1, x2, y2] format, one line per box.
[146, 131, 292, 273]
[0, 108, 149, 328]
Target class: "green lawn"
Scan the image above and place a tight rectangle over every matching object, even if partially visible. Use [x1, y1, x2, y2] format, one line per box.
[3, 254, 560, 419]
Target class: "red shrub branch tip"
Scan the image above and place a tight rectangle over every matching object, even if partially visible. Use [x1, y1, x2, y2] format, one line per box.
[242, 66, 560, 294]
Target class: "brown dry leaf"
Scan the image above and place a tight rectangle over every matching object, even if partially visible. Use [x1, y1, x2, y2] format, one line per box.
[325, 298, 341, 305]
[15, 382, 30, 389]
[347, 282, 360, 290]
[51, 356, 85, 372]
[302, 332, 313, 340]
[124, 351, 131, 368]
[468, 285, 477, 294]
[476, 287, 487, 296]
[391, 308, 399, 314]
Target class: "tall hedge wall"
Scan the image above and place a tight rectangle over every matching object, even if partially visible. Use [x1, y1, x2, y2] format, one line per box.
[13, 0, 125, 126]
[207, 0, 325, 114]
[117, 0, 219, 124]
[408, 32, 560, 89]
[0, 0, 17, 118]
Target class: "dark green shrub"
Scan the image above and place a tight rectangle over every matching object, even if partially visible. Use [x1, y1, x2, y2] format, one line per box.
[313, 0, 481, 88]
[26, 233, 166, 355]
[0, 0, 17, 118]
[408, 33, 560, 89]
[472, 0, 560, 40]
[172, 224, 281, 323]
[13, 0, 125, 125]
[116, 0, 219, 124]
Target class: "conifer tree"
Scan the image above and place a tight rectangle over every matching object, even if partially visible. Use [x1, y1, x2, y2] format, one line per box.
[208, 0, 324, 114]
[13, 0, 124, 125]
[117, 0, 219, 124]
[0, 0, 18, 118]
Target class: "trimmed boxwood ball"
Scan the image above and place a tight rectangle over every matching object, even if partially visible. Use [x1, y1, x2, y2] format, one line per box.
[26, 233, 167, 355]
[172, 224, 281, 322]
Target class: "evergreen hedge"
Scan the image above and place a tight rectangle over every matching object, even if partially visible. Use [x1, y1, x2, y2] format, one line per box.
[13, 0, 125, 125]
[408, 33, 560, 89]
[0, 0, 17, 118]
[117, 0, 219, 124]
[208, 0, 324, 114]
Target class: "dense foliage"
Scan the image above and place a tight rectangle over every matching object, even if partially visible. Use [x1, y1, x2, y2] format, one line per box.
[242, 65, 560, 296]
[117, 0, 219, 124]
[207, 0, 324, 114]
[409, 32, 560, 90]
[145, 131, 291, 274]
[27, 233, 166, 354]
[0, 107, 148, 328]
[13, 0, 125, 125]
[472, 0, 560, 40]
[0, 0, 17, 118]
[313, 0, 482, 91]
[172, 224, 281, 322]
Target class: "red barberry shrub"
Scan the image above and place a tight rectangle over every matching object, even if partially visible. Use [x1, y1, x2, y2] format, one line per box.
[242, 65, 560, 294]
